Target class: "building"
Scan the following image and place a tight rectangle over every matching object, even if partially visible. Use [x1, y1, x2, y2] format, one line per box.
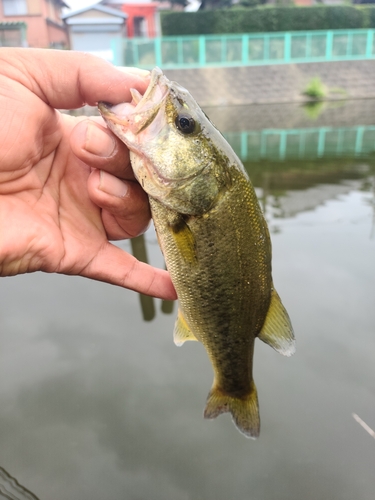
[62, 4, 127, 62]
[121, 1, 158, 38]
[100, 0, 166, 38]
[0, 0, 69, 48]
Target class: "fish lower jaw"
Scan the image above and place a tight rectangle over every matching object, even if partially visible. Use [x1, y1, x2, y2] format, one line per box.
[130, 153, 172, 191]
[130, 152, 198, 189]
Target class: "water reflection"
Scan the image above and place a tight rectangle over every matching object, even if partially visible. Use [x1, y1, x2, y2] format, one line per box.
[245, 159, 375, 222]
[130, 235, 156, 321]
[302, 100, 327, 120]
[225, 127, 375, 162]
[1, 101, 375, 500]
[130, 158, 375, 322]
[130, 235, 175, 321]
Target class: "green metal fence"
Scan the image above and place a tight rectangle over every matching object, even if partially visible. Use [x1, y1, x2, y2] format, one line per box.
[224, 125, 375, 162]
[112, 29, 375, 69]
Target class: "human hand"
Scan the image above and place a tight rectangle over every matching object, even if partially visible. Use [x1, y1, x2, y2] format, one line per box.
[0, 48, 176, 300]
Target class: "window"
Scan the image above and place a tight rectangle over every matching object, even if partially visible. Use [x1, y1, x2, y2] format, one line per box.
[0, 28, 23, 46]
[3, 0, 28, 16]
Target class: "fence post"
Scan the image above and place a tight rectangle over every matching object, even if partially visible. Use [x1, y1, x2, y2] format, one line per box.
[111, 38, 119, 66]
[132, 41, 138, 67]
[260, 131, 267, 158]
[279, 131, 287, 160]
[365, 30, 374, 58]
[347, 31, 353, 58]
[306, 32, 312, 59]
[326, 31, 333, 60]
[299, 131, 306, 158]
[242, 34, 248, 65]
[317, 128, 326, 157]
[221, 37, 226, 64]
[284, 32, 291, 63]
[155, 38, 162, 67]
[355, 126, 364, 156]
[263, 35, 269, 61]
[240, 132, 248, 160]
[199, 36, 206, 66]
[178, 38, 183, 66]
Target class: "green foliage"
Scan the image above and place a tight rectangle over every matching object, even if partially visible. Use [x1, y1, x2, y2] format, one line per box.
[156, 0, 190, 8]
[160, 5, 375, 36]
[199, 0, 232, 9]
[239, 0, 267, 8]
[274, 0, 294, 6]
[303, 101, 326, 120]
[303, 77, 327, 100]
[362, 5, 375, 27]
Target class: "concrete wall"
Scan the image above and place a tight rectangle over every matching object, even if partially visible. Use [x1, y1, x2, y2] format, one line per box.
[164, 60, 375, 107]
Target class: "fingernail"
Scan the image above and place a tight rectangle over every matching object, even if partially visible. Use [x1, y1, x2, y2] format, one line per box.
[99, 170, 128, 198]
[85, 122, 116, 157]
[118, 67, 151, 78]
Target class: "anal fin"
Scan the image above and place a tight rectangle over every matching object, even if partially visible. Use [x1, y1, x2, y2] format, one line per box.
[258, 288, 295, 357]
[173, 309, 198, 346]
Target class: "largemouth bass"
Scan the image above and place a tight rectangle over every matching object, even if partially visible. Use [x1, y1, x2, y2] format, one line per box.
[98, 68, 295, 438]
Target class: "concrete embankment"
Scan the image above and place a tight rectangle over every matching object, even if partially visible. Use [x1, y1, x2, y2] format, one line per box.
[203, 98, 375, 132]
[164, 60, 375, 107]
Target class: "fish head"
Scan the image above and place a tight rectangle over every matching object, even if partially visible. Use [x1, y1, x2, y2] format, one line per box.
[99, 67, 235, 215]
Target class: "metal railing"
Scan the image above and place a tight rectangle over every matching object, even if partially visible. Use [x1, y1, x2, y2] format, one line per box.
[224, 125, 375, 162]
[112, 29, 375, 69]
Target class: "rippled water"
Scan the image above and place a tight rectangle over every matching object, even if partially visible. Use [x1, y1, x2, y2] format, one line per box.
[1, 101, 375, 500]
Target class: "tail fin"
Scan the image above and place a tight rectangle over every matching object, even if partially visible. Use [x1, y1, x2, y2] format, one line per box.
[203, 384, 260, 439]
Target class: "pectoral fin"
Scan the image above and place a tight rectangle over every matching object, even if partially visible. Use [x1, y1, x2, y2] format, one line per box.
[169, 215, 197, 265]
[258, 288, 295, 357]
[173, 309, 198, 346]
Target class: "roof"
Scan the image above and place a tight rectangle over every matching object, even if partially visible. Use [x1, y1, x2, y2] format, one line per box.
[62, 4, 128, 20]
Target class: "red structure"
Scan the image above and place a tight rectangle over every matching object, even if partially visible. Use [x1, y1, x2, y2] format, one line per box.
[121, 3, 158, 38]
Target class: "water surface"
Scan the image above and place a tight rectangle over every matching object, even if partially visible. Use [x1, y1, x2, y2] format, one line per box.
[1, 101, 374, 500]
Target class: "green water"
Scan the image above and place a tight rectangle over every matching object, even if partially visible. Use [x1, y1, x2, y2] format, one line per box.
[1, 101, 374, 500]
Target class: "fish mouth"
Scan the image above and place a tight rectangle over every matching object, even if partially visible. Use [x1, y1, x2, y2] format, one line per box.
[99, 67, 204, 186]
[98, 67, 170, 137]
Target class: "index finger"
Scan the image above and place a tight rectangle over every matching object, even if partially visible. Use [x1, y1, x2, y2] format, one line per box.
[0, 48, 150, 110]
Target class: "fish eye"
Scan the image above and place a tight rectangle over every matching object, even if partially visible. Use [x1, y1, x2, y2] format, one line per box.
[175, 113, 196, 135]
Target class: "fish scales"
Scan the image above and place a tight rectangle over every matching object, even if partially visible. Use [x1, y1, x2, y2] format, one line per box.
[150, 167, 271, 396]
[98, 67, 295, 438]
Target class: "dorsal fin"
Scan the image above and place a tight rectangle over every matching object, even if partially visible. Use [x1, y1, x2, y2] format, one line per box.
[258, 288, 295, 357]
[173, 309, 198, 346]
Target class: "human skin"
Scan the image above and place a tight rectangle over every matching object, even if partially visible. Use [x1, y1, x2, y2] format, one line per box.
[0, 48, 176, 300]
